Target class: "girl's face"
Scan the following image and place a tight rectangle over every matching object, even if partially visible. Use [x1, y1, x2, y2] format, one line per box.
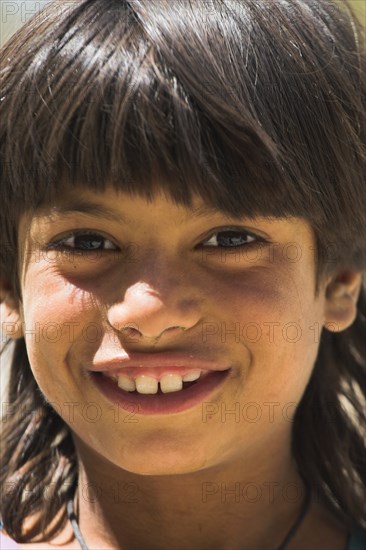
[17, 186, 332, 474]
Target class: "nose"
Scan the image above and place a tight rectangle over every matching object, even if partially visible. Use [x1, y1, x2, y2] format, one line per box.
[106, 281, 201, 342]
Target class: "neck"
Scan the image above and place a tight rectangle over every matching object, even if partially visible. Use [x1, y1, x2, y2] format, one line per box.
[72, 435, 308, 550]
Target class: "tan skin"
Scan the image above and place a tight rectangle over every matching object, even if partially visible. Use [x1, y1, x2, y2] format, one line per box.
[1, 186, 362, 549]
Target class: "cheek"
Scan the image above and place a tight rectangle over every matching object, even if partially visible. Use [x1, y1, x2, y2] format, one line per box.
[22, 274, 90, 335]
[212, 267, 324, 396]
[206, 265, 320, 340]
[20, 269, 97, 387]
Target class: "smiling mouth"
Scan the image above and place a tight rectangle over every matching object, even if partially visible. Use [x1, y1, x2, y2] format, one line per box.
[98, 369, 213, 395]
[90, 369, 231, 415]
[95, 372, 200, 391]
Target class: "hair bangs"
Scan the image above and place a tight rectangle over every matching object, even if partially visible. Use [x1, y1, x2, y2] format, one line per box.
[1, 0, 313, 223]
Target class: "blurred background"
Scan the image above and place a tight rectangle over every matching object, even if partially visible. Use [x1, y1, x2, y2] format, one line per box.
[351, 0, 366, 20]
[0, 0, 365, 47]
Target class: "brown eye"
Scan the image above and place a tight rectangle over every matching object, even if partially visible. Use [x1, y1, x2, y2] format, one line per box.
[47, 231, 118, 251]
[202, 229, 259, 248]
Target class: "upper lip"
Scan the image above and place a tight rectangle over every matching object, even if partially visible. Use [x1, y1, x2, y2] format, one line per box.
[87, 352, 230, 374]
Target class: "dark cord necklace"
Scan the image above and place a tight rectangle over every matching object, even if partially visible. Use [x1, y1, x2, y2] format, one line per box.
[67, 481, 311, 550]
[277, 480, 311, 550]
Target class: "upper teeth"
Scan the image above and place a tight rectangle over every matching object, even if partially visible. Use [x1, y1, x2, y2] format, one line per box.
[117, 370, 202, 394]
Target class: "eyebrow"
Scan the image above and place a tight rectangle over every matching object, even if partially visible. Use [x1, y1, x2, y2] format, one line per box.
[40, 199, 224, 226]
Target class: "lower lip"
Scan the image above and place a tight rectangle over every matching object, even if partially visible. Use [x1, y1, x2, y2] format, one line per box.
[90, 370, 230, 415]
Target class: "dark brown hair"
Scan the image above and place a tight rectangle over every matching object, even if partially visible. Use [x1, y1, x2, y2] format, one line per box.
[1, 0, 365, 542]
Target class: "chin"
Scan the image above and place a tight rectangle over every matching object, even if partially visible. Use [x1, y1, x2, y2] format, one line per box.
[116, 454, 210, 476]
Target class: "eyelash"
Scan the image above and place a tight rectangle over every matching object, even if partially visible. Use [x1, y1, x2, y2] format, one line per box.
[46, 227, 267, 253]
[46, 230, 117, 252]
[199, 227, 267, 249]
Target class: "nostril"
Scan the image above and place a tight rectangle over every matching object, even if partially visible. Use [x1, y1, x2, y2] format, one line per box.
[149, 326, 187, 340]
[122, 325, 142, 337]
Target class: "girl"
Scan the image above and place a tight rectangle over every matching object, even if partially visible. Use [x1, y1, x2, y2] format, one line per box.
[0, 0, 365, 548]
